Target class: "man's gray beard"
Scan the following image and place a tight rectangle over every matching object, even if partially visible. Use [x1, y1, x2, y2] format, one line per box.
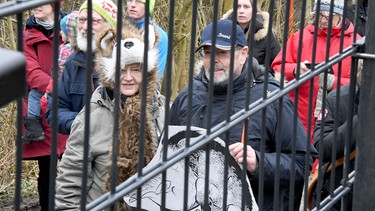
[205, 69, 229, 85]
[76, 31, 97, 52]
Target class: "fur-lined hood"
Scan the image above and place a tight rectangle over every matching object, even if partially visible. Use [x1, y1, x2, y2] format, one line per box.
[94, 18, 159, 88]
[222, 9, 270, 42]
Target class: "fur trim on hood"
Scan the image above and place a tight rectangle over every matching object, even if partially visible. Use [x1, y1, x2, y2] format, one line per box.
[222, 9, 270, 42]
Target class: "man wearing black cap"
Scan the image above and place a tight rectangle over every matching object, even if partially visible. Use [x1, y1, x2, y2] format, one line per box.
[169, 19, 318, 210]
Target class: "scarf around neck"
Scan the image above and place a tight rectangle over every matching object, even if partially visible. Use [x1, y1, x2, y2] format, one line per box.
[35, 17, 54, 30]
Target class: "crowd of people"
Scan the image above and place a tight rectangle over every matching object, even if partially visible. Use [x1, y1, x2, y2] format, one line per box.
[20, 0, 366, 210]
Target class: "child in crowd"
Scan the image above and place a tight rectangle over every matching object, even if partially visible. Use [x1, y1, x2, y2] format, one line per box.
[58, 11, 78, 75]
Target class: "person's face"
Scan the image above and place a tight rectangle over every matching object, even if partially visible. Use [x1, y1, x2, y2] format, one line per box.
[202, 46, 248, 84]
[237, 0, 253, 29]
[127, 0, 146, 22]
[318, 11, 342, 29]
[120, 63, 143, 96]
[32, 4, 54, 22]
[76, 9, 110, 52]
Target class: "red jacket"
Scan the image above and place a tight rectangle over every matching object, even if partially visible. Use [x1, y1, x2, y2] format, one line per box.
[22, 18, 68, 159]
[271, 20, 361, 140]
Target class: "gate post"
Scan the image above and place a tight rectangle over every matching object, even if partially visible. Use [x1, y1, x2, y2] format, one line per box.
[0, 48, 25, 107]
[353, 0, 375, 209]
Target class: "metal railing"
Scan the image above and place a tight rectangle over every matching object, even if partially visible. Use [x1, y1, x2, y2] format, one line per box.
[1, 0, 374, 210]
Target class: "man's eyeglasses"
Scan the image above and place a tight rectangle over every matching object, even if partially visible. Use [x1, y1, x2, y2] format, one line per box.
[77, 17, 106, 25]
[127, 0, 144, 4]
[318, 11, 336, 20]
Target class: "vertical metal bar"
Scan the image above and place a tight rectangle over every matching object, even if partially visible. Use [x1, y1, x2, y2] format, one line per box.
[108, 0, 122, 210]
[184, 0, 199, 210]
[81, 0, 94, 210]
[14, 10, 24, 211]
[136, 0, 150, 209]
[353, 0, 375, 209]
[48, 1, 61, 210]
[202, 2, 220, 210]
[161, 0, 175, 209]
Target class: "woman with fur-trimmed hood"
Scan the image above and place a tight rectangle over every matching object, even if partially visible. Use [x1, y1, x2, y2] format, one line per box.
[222, 0, 280, 69]
[55, 21, 163, 210]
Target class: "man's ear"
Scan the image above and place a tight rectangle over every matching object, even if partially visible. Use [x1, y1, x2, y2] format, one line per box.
[241, 46, 249, 62]
[96, 28, 116, 57]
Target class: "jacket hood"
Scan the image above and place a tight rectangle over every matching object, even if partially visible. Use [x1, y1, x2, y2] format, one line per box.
[222, 9, 270, 42]
[94, 18, 160, 89]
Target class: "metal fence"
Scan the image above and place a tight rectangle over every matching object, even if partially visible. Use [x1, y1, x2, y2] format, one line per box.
[1, 0, 375, 210]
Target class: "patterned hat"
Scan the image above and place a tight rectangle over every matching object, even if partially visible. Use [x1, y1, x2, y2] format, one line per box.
[60, 11, 79, 39]
[79, 0, 118, 27]
[313, 0, 344, 15]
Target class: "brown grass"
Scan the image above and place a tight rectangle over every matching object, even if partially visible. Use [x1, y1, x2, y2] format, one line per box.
[0, 103, 39, 205]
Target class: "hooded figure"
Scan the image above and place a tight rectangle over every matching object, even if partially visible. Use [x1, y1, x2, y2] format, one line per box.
[222, 0, 280, 69]
[55, 19, 163, 210]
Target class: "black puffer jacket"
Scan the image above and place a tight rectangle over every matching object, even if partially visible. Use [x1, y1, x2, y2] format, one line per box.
[223, 9, 281, 67]
[170, 57, 318, 210]
[313, 85, 358, 210]
[314, 85, 358, 162]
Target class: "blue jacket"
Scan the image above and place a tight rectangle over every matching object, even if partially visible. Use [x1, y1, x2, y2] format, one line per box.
[169, 58, 318, 210]
[46, 51, 99, 134]
[136, 18, 168, 79]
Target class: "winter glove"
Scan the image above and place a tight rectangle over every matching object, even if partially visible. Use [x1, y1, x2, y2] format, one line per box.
[314, 72, 335, 117]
